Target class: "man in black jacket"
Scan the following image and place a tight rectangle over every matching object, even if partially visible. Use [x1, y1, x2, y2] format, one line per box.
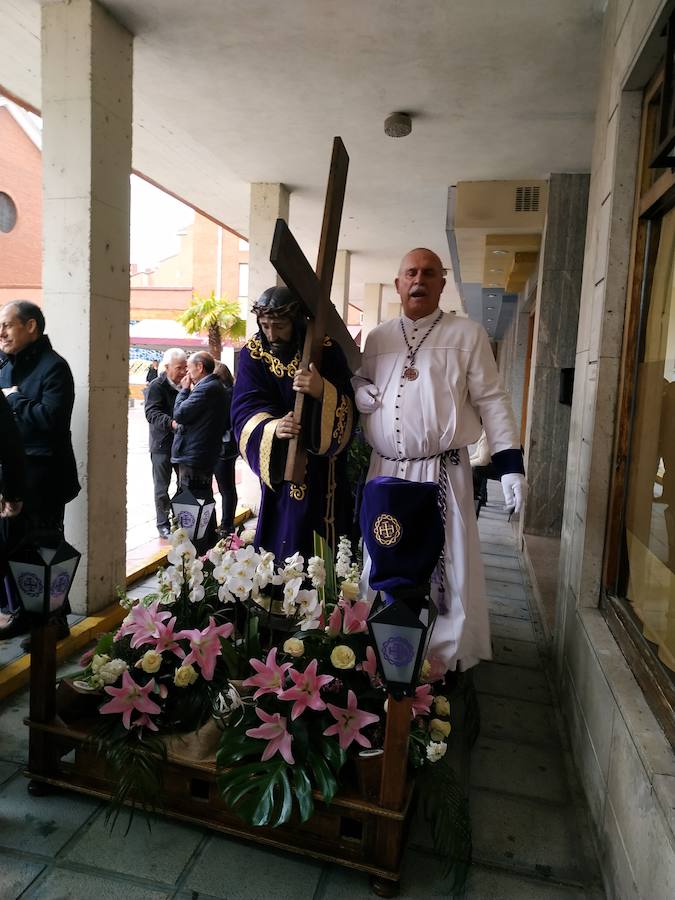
[144, 347, 187, 538]
[0, 300, 80, 640]
[171, 351, 228, 488]
[0, 391, 26, 631]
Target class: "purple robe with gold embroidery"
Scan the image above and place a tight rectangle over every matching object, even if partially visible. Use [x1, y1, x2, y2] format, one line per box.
[232, 335, 355, 562]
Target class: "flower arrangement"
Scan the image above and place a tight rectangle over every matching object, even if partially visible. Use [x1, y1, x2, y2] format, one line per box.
[71, 527, 469, 884]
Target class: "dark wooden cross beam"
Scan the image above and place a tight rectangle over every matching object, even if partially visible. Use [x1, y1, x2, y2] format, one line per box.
[269, 136, 359, 483]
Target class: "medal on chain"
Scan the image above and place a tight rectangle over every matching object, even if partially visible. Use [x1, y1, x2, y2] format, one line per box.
[400, 311, 443, 381]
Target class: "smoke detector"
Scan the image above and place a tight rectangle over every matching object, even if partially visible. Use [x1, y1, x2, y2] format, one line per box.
[384, 112, 412, 138]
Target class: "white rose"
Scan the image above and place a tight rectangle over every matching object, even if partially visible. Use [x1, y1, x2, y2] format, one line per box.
[98, 658, 128, 685]
[283, 638, 305, 657]
[91, 653, 110, 674]
[240, 529, 256, 545]
[174, 665, 198, 687]
[139, 650, 162, 674]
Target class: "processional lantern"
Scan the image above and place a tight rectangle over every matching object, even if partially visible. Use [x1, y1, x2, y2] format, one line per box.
[360, 476, 445, 697]
[368, 586, 437, 698]
[9, 539, 81, 621]
[171, 486, 216, 543]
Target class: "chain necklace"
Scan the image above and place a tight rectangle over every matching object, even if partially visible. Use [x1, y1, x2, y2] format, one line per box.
[399, 310, 443, 380]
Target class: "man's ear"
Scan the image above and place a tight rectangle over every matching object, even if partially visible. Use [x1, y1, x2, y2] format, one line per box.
[394, 276, 401, 296]
[27, 318, 38, 335]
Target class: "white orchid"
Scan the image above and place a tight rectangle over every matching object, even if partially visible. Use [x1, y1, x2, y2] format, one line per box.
[226, 575, 255, 601]
[296, 588, 318, 619]
[282, 576, 303, 614]
[168, 527, 189, 546]
[189, 584, 205, 604]
[255, 551, 276, 588]
[279, 552, 305, 583]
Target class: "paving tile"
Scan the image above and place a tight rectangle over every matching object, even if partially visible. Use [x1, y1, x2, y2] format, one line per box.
[485, 565, 525, 584]
[0, 854, 45, 898]
[27, 868, 169, 900]
[183, 833, 323, 899]
[0, 686, 30, 763]
[491, 636, 543, 670]
[471, 789, 593, 883]
[488, 596, 530, 620]
[0, 758, 22, 785]
[478, 694, 559, 747]
[464, 863, 598, 899]
[63, 807, 205, 885]
[470, 737, 569, 804]
[0, 633, 24, 666]
[486, 580, 527, 602]
[489, 614, 536, 642]
[0, 773, 100, 856]
[482, 553, 521, 570]
[474, 662, 551, 705]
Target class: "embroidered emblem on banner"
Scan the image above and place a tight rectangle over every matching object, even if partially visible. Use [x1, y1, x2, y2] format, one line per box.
[373, 513, 401, 546]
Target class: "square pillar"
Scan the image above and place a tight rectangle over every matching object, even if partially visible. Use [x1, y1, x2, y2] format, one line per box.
[42, 0, 132, 613]
[247, 183, 289, 335]
[362, 283, 382, 343]
[331, 249, 351, 320]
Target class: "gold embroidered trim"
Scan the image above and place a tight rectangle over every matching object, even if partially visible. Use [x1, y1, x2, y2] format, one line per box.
[259, 418, 280, 489]
[239, 412, 273, 460]
[322, 336, 333, 348]
[289, 483, 307, 501]
[247, 337, 300, 378]
[318, 379, 338, 455]
[333, 396, 352, 453]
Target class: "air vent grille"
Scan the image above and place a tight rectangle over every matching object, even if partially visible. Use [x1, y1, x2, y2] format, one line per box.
[514, 185, 540, 212]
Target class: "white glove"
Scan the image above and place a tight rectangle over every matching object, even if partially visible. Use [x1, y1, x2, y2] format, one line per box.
[501, 473, 528, 516]
[352, 377, 381, 414]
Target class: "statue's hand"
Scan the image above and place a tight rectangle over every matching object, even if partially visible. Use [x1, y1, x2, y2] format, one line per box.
[293, 363, 324, 400]
[275, 411, 302, 440]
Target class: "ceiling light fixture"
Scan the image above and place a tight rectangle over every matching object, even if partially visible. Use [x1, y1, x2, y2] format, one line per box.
[384, 112, 412, 138]
[487, 293, 497, 298]
[488, 268, 502, 273]
[492, 249, 509, 256]
[487, 306, 495, 310]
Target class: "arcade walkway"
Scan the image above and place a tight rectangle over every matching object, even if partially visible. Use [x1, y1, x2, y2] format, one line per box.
[0, 487, 604, 899]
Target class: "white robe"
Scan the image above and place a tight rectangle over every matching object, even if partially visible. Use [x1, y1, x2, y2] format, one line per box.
[356, 310, 520, 672]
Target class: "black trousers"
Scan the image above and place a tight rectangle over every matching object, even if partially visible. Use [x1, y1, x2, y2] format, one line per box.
[213, 456, 237, 531]
[151, 451, 177, 527]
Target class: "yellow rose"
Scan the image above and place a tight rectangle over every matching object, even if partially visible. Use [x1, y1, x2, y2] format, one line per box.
[174, 664, 198, 687]
[429, 718, 451, 742]
[140, 650, 162, 674]
[331, 645, 356, 670]
[283, 638, 305, 658]
[434, 695, 450, 717]
[340, 581, 360, 601]
[420, 659, 432, 681]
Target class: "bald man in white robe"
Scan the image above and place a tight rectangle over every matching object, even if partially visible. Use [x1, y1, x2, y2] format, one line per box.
[355, 248, 527, 673]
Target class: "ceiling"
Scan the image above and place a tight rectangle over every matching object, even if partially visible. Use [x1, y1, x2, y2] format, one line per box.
[0, 0, 603, 313]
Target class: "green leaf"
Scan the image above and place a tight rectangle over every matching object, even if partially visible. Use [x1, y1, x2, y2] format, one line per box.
[292, 767, 314, 822]
[219, 759, 293, 828]
[307, 748, 338, 804]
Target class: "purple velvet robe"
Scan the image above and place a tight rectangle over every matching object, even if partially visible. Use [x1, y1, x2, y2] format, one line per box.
[232, 336, 355, 562]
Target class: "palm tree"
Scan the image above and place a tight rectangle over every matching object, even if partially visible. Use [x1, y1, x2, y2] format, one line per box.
[178, 291, 246, 359]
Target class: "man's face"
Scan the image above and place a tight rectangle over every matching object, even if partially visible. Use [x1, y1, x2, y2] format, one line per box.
[166, 357, 187, 384]
[395, 250, 446, 320]
[187, 358, 205, 384]
[0, 305, 38, 355]
[258, 315, 294, 349]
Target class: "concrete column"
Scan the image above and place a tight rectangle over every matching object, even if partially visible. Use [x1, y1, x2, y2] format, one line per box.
[42, 0, 132, 613]
[331, 249, 351, 320]
[247, 183, 289, 335]
[361, 283, 382, 342]
[524, 174, 589, 537]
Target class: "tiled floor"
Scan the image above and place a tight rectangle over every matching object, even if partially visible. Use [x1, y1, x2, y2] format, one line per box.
[0, 486, 605, 899]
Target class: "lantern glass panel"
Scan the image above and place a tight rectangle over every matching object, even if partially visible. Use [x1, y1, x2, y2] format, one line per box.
[195, 498, 216, 540]
[48, 556, 79, 612]
[9, 560, 47, 614]
[371, 620, 423, 686]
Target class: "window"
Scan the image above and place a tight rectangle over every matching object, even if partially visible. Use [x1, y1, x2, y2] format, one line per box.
[604, 64, 675, 744]
[0, 191, 17, 233]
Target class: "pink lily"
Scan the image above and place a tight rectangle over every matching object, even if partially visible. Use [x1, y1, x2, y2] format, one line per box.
[179, 616, 234, 681]
[99, 670, 161, 730]
[359, 645, 380, 685]
[151, 616, 186, 659]
[116, 600, 171, 649]
[242, 647, 292, 698]
[411, 683, 433, 718]
[133, 713, 159, 732]
[326, 606, 342, 636]
[278, 659, 334, 720]
[245, 708, 294, 764]
[341, 599, 369, 634]
[324, 689, 379, 750]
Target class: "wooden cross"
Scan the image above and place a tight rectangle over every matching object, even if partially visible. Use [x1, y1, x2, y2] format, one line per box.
[269, 136, 359, 483]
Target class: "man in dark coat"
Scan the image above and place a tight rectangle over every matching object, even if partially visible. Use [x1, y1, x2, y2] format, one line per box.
[144, 348, 187, 538]
[0, 391, 26, 632]
[0, 299, 80, 640]
[231, 287, 355, 562]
